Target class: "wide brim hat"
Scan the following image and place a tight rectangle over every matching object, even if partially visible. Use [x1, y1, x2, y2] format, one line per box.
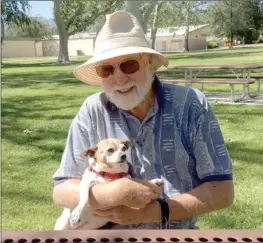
[73, 11, 169, 85]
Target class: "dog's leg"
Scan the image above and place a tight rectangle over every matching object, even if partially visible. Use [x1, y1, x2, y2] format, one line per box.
[70, 172, 96, 228]
[54, 208, 71, 230]
[151, 178, 164, 187]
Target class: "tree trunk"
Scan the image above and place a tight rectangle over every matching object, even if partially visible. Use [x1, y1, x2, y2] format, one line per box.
[1, 0, 5, 65]
[124, 1, 143, 29]
[142, 2, 157, 33]
[1, 17, 4, 65]
[151, 28, 157, 50]
[124, 1, 157, 34]
[184, 9, 189, 52]
[151, 3, 162, 49]
[58, 33, 69, 63]
[53, 0, 70, 63]
[229, 0, 233, 49]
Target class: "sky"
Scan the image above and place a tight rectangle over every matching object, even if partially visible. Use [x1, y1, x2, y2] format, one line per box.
[28, 1, 54, 19]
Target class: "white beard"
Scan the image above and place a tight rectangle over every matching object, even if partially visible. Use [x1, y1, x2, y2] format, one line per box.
[104, 72, 153, 110]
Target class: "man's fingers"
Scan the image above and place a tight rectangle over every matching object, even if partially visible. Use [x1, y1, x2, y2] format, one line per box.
[149, 185, 162, 195]
[151, 192, 160, 199]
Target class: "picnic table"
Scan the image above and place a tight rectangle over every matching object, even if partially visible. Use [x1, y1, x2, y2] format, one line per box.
[163, 64, 263, 102]
[2, 229, 263, 243]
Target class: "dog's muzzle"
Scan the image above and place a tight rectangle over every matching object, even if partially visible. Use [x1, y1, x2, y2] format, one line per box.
[118, 154, 126, 163]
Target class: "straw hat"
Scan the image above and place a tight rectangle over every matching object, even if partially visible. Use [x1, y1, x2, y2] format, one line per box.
[73, 11, 169, 85]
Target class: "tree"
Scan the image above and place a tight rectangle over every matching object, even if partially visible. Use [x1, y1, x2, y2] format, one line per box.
[124, 1, 157, 33]
[175, 1, 207, 51]
[1, 0, 31, 53]
[53, 0, 121, 63]
[207, 0, 241, 47]
[124, 1, 142, 27]
[238, 0, 263, 43]
[149, 1, 207, 51]
[5, 17, 57, 39]
[124, 1, 207, 50]
[207, 0, 263, 46]
[150, 1, 163, 49]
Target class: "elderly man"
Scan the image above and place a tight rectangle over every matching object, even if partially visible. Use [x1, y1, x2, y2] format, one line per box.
[52, 11, 234, 229]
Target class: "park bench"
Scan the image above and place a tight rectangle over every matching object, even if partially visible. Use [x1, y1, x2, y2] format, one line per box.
[197, 75, 262, 98]
[165, 64, 263, 102]
[161, 77, 256, 102]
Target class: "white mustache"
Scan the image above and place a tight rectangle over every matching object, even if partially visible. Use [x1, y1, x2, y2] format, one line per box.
[112, 83, 136, 91]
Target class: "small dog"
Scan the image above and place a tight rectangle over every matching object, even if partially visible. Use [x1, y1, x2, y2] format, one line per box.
[54, 138, 163, 230]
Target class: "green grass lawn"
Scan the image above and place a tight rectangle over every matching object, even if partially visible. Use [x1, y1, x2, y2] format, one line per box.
[2, 47, 263, 230]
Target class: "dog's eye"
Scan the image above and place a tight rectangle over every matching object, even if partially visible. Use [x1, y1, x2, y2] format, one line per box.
[122, 145, 127, 151]
[107, 148, 114, 153]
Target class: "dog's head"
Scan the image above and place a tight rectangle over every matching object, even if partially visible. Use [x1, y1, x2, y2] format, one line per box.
[80, 139, 131, 169]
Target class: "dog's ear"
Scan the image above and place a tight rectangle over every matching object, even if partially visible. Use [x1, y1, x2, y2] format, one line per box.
[80, 146, 97, 158]
[122, 140, 132, 149]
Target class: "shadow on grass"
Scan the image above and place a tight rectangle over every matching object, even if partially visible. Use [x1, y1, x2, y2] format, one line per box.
[2, 58, 89, 69]
[2, 71, 87, 88]
[1, 93, 94, 156]
[213, 104, 263, 122]
[2, 93, 87, 117]
[199, 200, 263, 229]
[156, 67, 263, 79]
[226, 141, 263, 167]
[3, 186, 53, 204]
[165, 48, 263, 61]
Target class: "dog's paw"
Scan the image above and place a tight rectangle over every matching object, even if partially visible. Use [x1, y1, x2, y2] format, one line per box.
[70, 207, 83, 225]
[151, 178, 164, 186]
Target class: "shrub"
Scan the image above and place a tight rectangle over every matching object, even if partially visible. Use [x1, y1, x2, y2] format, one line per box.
[206, 40, 219, 49]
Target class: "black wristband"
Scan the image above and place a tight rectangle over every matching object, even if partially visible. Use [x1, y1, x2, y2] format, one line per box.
[156, 198, 170, 229]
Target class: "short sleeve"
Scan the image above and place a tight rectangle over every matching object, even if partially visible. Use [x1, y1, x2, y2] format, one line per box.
[191, 104, 233, 183]
[52, 101, 93, 185]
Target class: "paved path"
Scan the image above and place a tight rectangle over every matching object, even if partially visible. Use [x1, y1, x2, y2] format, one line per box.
[206, 92, 263, 105]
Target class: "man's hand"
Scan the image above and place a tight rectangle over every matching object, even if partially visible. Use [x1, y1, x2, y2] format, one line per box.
[88, 177, 163, 210]
[110, 178, 162, 209]
[92, 201, 161, 225]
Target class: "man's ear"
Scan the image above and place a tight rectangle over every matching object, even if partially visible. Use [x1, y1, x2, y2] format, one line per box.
[122, 140, 132, 149]
[80, 146, 97, 158]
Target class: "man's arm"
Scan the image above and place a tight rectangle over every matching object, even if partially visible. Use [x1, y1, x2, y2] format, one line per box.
[168, 180, 234, 221]
[53, 177, 162, 210]
[143, 180, 234, 223]
[93, 180, 234, 225]
[53, 179, 119, 209]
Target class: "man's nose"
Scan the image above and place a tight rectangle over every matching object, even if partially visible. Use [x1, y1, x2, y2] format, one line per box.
[114, 67, 128, 85]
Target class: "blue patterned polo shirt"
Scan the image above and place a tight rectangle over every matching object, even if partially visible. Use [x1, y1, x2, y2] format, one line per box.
[53, 76, 233, 229]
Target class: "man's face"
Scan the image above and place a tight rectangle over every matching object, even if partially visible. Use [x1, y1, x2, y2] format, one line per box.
[99, 54, 153, 110]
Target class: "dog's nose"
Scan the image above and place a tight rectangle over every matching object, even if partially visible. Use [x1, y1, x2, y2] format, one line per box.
[121, 154, 126, 160]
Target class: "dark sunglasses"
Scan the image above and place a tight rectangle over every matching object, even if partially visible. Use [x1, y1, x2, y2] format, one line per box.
[95, 55, 143, 78]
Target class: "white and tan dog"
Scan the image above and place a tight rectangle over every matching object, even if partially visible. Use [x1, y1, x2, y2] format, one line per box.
[54, 138, 163, 230]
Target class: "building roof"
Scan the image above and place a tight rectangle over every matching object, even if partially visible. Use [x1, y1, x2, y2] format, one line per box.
[41, 24, 209, 41]
[146, 24, 209, 37]
[42, 32, 97, 40]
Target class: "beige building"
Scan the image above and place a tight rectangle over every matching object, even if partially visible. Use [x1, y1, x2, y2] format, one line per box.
[2, 38, 39, 58]
[147, 25, 210, 52]
[2, 25, 209, 58]
[2, 33, 96, 59]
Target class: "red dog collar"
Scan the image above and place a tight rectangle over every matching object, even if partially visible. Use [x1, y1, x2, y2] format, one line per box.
[88, 166, 129, 181]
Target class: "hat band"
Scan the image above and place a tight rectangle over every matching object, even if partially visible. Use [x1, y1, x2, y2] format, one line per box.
[94, 36, 149, 55]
